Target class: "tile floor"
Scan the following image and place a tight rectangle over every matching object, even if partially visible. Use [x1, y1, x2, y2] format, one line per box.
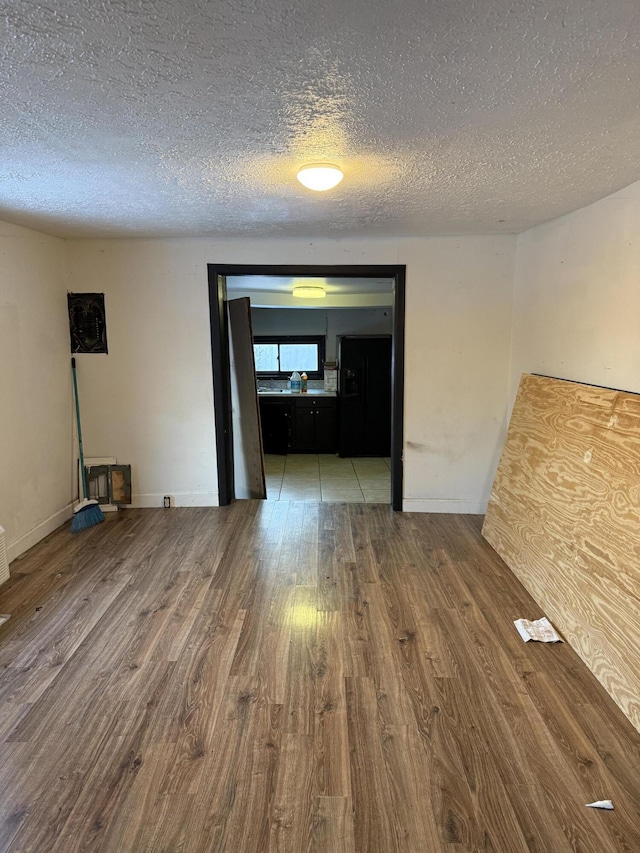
[264, 454, 391, 503]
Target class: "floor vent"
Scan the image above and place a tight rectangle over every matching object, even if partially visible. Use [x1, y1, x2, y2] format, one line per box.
[0, 526, 9, 585]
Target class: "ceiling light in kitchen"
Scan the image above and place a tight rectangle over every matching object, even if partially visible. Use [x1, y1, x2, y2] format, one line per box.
[292, 285, 326, 299]
[296, 164, 343, 191]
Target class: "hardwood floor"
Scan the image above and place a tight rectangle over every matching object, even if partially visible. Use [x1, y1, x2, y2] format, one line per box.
[0, 503, 638, 852]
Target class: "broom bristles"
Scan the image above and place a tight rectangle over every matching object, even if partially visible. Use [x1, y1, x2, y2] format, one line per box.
[71, 501, 105, 533]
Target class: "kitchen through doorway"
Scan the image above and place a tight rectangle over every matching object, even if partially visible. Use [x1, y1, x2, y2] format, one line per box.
[208, 264, 406, 509]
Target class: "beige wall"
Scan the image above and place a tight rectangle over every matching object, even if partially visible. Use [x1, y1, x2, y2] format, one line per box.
[66, 235, 516, 512]
[0, 221, 72, 559]
[512, 181, 640, 396]
[402, 238, 515, 510]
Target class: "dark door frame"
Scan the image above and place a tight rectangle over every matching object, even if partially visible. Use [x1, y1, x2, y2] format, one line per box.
[207, 263, 406, 510]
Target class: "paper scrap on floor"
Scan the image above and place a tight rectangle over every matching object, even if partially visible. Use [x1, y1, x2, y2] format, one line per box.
[586, 800, 614, 810]
[514, 617, 562, 643]
[0, 615, 10, 627]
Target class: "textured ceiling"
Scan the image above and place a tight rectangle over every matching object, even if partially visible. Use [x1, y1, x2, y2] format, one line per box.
[1, 0, 639, 238]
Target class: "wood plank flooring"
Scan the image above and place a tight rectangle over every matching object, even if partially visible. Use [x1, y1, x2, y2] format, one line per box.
[0, 503, 638, 852]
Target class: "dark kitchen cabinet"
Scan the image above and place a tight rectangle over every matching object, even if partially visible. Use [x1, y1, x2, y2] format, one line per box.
[259, 399, 294, 454]
[259, 396, 337, 454]
[291, 397, 336, 452]
[293, 404, 316, 450]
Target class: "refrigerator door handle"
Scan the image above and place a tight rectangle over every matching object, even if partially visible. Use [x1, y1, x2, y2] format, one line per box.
[362, 359, 368, 407]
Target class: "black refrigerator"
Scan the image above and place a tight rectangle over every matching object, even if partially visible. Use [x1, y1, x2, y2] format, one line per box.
[338, 335, 392, 457]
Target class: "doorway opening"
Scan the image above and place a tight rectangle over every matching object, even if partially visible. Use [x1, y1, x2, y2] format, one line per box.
[208, 264, 406, 510]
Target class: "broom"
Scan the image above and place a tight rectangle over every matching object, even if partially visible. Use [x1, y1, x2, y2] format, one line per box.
[71, 358, 105, 533]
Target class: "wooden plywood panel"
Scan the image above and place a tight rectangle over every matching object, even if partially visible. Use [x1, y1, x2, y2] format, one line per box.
[483, 373, 640, 731]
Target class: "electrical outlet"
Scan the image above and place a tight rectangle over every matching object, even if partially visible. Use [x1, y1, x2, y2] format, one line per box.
[163, 496, 171, 508]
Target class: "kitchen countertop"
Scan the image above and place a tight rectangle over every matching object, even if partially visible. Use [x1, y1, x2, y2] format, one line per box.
[257, 389, 337, 398]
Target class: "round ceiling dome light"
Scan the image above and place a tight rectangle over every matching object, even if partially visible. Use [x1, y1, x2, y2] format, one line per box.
[296, 164, 344, 191]
[292, 285, 326, 299]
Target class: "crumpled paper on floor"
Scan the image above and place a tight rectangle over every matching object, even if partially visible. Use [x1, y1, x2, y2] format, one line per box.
[585, 800, 614, 810]
[514, 616, 562, 643]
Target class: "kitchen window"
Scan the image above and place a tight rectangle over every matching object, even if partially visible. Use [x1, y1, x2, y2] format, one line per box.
[253, 335, 325, 379]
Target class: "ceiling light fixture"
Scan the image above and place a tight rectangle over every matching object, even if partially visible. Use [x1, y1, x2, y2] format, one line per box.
[292, 285, 326, 299]
[296, 164, 344, 191]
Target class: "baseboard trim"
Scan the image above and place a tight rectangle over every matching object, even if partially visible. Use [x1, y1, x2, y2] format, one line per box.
[8, 503, 74, 563]
[402, 498, 487, 514]
[132, 492, 219, 508]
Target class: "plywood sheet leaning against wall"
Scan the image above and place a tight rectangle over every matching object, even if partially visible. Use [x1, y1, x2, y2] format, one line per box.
[483, 373, 640, 732]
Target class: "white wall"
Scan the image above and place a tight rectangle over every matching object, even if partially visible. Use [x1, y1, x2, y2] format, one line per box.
[512, 181, 640, 396]
[66, 235, 516, 512]
[402, 238, 515, 511]
[0, 220, 72, 560]
[67, 241, 219, 508]
[251, 306, 393, 361]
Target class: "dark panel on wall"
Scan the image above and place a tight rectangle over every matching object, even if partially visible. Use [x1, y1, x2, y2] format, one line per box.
[68, 292, 108, 354]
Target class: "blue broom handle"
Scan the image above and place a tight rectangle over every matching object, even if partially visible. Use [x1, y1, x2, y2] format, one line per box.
[71, 358, 88, 500]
